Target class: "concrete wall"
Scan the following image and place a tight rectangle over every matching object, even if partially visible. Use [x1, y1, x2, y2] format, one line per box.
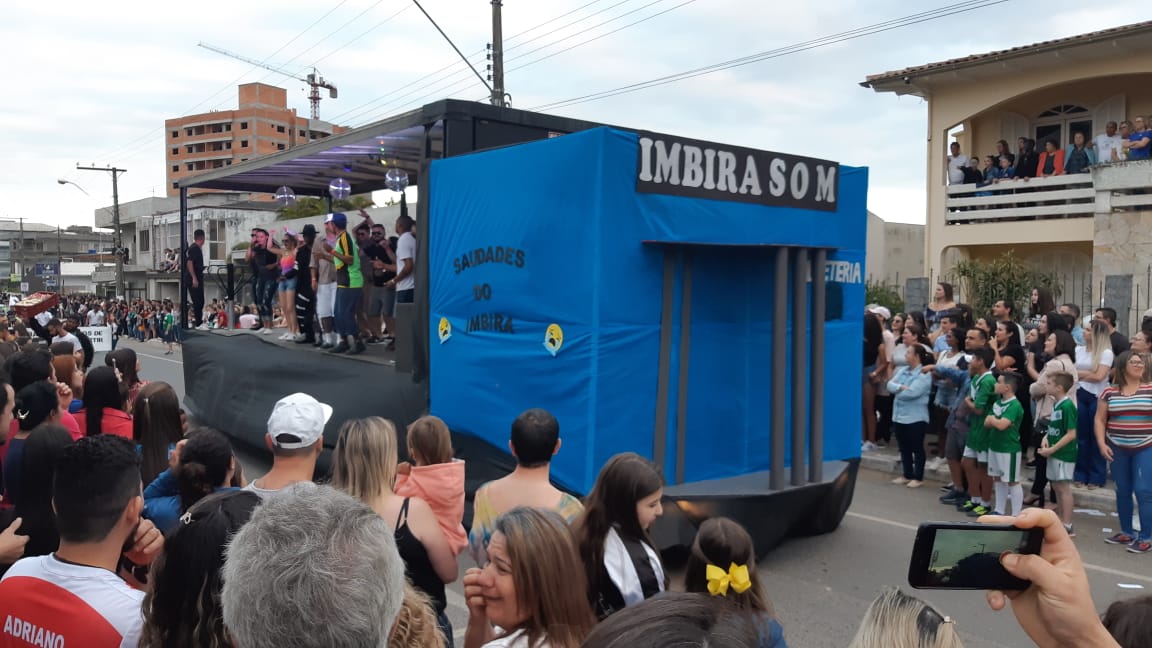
[866, 212, 924, 286]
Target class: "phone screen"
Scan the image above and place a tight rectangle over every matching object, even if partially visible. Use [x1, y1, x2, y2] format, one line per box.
[909, 523, 1042, 590]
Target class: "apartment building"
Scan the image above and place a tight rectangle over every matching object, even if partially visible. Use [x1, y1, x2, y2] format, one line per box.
[165, 83, 346, 195]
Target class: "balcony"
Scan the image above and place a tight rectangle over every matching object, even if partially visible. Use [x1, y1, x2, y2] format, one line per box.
[945, 161, 1152, 225]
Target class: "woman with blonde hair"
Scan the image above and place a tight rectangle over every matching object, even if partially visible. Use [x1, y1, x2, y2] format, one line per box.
[1073, 319, 1114, 489]
[389, 583, 446, 648]
[848, 588, 962, 648]
[463, 507, 596, 648]
[330, 416, 458, 645]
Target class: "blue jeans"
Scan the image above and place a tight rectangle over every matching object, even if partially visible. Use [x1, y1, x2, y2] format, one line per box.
[894, 420, 928, 480]
[255, 278, 277, 321]
[334, 287, 361, 337]
[1111, 443, 1152, 541]
[1074, 388, 1107, 486]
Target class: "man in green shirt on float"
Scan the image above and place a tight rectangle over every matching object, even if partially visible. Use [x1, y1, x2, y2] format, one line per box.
[985, 372, 1025, 517]
[324, 212, 365, 355]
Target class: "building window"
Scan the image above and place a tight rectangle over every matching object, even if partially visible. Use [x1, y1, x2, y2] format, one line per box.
[186, 128, 193, 136]
[139, 230, 150, 253]
[171, 130, 178, 139]
[240, 140, 248, 148]
[277, 143, 286, 150]
[186, 163, 194, 171]
[299, 130, 306, 136]
[240, 121, 248, 129]
[170, 148, 178, 156]
[207, 219, 226, 260]
[186, 145, 193, 154]
[225, 124, 232, 131]
[226, 160, 232, 166]
[171, 165, 178, 172]
[172, 182, 179, 189]
[276, 125, 285, 133]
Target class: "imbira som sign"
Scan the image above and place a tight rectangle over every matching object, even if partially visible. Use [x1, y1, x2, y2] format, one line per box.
[636, 132, 839, 212]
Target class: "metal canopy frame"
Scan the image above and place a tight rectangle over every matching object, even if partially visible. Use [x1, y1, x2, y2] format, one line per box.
[177, 99, 607, 335]
[178, 99, 605, 196]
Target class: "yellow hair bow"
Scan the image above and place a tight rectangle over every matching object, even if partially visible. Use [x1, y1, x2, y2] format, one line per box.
[706, 562, 751, 596]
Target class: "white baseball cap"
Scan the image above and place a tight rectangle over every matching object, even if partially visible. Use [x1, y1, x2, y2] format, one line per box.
[267, 393, 333, 449]
[866, 304, 891, 320]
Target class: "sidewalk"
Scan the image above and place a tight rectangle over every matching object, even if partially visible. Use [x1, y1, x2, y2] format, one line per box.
[860, 445, 1118, 514]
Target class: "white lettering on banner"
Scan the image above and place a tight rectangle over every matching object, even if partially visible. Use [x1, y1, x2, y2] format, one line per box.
[79, 326, 113, 352]
[825, 261, 862, 284]
[636, 131, 840, 211]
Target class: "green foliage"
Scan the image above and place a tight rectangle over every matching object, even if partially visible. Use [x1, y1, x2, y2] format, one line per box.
[232, 242, 251, 251]
[865, 280, 905, 314]
[949, 251, 1060, 319]
[275, 194, 375, 220]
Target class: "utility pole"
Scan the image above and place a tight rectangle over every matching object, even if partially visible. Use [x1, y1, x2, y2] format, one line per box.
[76, 165, 126, 299]
[57, 226, 62, 294]
[490, 0, 506, 107]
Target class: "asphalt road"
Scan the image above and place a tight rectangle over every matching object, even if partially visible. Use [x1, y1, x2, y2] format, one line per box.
[129, 337, 1148, 647]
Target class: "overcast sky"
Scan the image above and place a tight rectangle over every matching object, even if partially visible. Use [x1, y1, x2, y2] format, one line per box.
[1, 0, 1142, 229]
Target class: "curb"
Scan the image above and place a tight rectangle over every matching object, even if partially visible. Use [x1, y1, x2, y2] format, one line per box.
[860, 449, 1118, 514]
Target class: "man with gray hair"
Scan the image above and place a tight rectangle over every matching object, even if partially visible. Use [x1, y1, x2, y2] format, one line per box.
[221, 485, 406, 648]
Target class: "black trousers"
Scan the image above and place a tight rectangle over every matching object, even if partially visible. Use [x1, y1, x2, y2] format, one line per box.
[295, 288, 316, 340]
[189, 282, 205, 327]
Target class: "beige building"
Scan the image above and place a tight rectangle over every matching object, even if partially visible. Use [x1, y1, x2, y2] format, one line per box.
[862, 20, 1152, 331]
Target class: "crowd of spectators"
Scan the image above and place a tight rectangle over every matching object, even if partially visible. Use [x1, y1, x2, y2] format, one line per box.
[0, 337, 1139, 648]
[947, 119, 1152, 188]
[865, 283, 1152, 554]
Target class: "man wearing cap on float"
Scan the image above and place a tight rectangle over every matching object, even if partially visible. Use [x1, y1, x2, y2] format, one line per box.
[245, 392, 333, 499]
[323, 213, 366, 355]
[292, 224, 317, 345]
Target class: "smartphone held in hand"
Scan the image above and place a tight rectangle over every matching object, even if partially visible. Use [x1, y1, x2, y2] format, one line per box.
[908, 522, 1043, 590]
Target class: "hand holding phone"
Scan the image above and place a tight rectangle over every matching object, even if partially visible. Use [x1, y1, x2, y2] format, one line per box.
[980, 509, 1120, 648]
[908, 521, 1042, 591]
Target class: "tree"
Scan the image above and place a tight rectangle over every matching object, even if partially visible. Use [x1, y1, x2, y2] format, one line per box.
[275, 194, 375, 220]
[865, 280, 905, 314]
[949, 251, 1060, 319]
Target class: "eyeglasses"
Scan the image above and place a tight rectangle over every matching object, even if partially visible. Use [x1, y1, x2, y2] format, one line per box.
[371, 232, 385, 238]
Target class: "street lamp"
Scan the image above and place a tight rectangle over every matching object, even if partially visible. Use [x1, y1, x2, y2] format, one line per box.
[56, 179, 90, 196]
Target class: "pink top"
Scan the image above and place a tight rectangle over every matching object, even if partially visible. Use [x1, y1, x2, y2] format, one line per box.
[279, 254, 295, 273]
[394, 459, 468, 556]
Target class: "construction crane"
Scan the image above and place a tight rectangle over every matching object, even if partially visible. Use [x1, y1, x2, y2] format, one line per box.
[198, 42, 338, 120]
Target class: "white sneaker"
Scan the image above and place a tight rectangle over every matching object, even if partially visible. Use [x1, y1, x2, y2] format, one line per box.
[925, 457, 943, 471]
[280, 333, 293, 340]
[196, 324, 209, 330]
[891, 476, 909, 485]
[861, 441, 878, 452]
[261, 328, 272, 335]
[906, 480, 924, 489]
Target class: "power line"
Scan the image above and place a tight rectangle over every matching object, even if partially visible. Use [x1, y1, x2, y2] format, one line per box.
[85, 1, 352, 168]
[507, 0, 698, 72]
[207, 0, 397, 112]
[339, 0, 691, 124]
[531, 0, 1010, 112]
[310, 4, 412, 68]
[327, 0, 646, 124]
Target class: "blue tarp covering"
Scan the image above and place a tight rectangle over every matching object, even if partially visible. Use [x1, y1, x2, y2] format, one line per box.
[429, 127, 867, 493]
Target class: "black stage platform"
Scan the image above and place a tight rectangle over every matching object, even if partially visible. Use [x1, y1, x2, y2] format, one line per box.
[654, 460, 859, 559]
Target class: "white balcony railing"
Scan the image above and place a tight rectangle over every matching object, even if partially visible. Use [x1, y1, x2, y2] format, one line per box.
[945, 174, 1095, 224]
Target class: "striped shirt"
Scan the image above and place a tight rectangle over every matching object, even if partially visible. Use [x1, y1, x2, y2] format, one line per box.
[1100, 384, 1152, 450]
